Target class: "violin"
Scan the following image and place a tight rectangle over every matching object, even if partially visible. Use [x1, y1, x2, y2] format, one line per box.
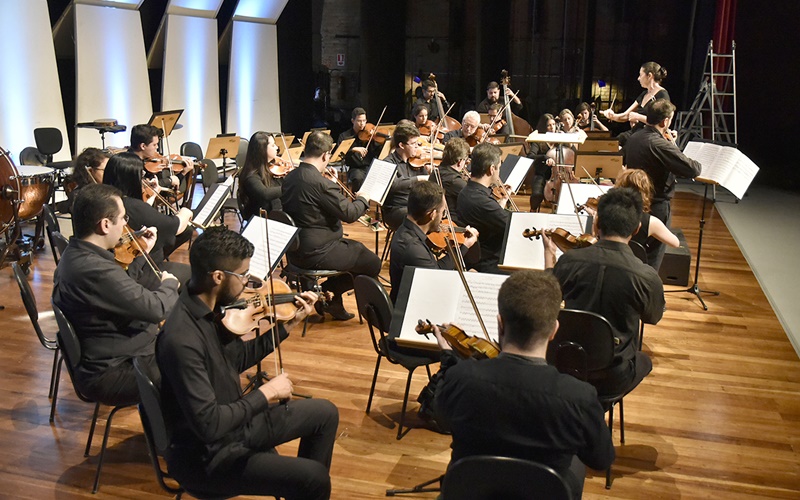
[576, 196, 599, 214]
[114, 226, 148, 268]
[416, 320, 499, 360]
[220, 278, 303, 336]
[268, 157, 295, 178]
[426, 225, 469, 254]
[491, 184, 520, 212]
[144, 154, 197, 175]
[464, 127, 499, 147]
[358, 123, 391, 145]
[522, 226, 598, 253]
[417, 119, 437, 137]
[409, 151, 440, 171]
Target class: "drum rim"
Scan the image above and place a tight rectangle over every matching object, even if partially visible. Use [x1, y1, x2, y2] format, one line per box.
[0, 147, 22, 232]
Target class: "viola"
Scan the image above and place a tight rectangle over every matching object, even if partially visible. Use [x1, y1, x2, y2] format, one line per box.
[114, 225, 148, 268]
[220, 278, 303, 336]
[416, 320, 499, 360]
[268, 157, 295, 178]
[426, 225, 469, 254]
[417, 119, 437, 137]
[358, 123, 391, 145]
[522, 226, 597, 253]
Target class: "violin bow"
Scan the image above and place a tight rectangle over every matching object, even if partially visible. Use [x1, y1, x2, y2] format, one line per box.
[481, 89, 521, 145]
[260, 209, 284, 380]
[279, 133, 295, 169]
[431, 165, 466, 270]
[139, 179, 203, 229]
[445, 236, 492, 342]
[364, 105, 387, 150]
[581, 166, 607, 196]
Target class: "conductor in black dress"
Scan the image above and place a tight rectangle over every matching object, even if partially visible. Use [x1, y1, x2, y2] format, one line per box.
[281, 131, 381, 321]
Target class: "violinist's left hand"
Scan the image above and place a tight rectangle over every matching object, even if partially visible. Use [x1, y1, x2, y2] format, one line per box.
[541, 231, 558, 269]
[291, 291, 318, 325]
[431, 324, 453, 351]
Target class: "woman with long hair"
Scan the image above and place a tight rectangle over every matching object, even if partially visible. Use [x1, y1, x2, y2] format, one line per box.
[603, 61, 670, 145]
[525, 113, 558, 211]
[237, 131, 284, 220]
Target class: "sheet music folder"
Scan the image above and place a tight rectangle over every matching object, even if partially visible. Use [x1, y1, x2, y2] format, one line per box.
[499, 154, 534, 193]
[241, 216, 299, 280]
[391, 268, 508, 351]
[361, 159, 398, 205]
[192, 177, 234, 229]
[683, 140, 759, 199]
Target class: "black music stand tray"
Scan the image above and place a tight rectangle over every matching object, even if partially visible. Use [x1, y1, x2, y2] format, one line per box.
[664, 180, 720, 310]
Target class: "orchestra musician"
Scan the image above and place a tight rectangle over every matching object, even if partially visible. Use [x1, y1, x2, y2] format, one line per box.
[558, 109, 581, 134]
[156, 226, 338, 500]
[414, 79, 449, 122]
[66, 147, 112, 210]
[487, 103, 511, 136]
[602, 61, 670, 146]
[127, 124, 181, 193]
[238, 131, 284, 220]
[622, 99, 701, 270]
[411, 104, 431, 133]
[432, 270, 615, 499]
[543, 187, 664, 397]
[281, 131, 381, 321]
[437, 137, 470, 224]
[441, 111, 484, 144]
[456, 142, 510, 274]
[382, 123, 429, 230]
[103, 152, 194, 284]
[575, 102, 609, 132]
[389, 181, 479, 303]
[337, 107, 382, 191]
[526, 113, 558, 212]
[476, 80, 523, 114]
[52, 183, 179, 406]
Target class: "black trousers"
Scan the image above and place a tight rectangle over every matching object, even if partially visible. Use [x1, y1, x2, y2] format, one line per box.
[647, 199, 671, 271]
[78, 354, 159, 406]
[168, 399, 339, 500]
[589, 351, 653, 398]
[347, 166, 368, 192]
[292, 239, 381, 299]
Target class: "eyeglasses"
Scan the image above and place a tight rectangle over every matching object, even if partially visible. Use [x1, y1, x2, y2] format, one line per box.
[115, 214, 129, 223]
[217, 269, 251, 283]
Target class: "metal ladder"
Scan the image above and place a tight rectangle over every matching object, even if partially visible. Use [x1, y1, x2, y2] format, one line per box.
[676, 40, 738, 149]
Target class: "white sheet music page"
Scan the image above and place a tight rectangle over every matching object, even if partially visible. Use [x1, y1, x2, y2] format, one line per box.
[241, 216, 298, 280]
[555, 183, 611, 214]
[684, 141, 759, 199]
[504, 156, 534, 193]
[526, 130, 587, 144]
[194, 183, 232, 228]
[361, 159, 398, 205]
[453, 272, 509, 344]
[501, 212, 588, 270]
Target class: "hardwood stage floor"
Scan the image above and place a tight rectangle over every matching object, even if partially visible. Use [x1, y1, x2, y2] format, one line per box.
[0, 190, 798, 499]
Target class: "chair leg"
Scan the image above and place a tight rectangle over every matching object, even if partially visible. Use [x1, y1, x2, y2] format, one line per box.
[619, 399, 625, 445]
[48, 348, 59, 398]
[85, 402, 101, 457]
[397, 369, 415, 440]
[366, 355, 382, 414]
[606, 465, 613, 489]
[50, 355, 63, 423]
[638, 322, 644, 351]
[92, 405, 127, 493]
[607, 403, 615, 441]
[425, 365, 432, 379]
[380, 230, 395, 265]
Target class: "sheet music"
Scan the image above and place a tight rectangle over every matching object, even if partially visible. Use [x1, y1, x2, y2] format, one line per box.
[555, 183, 611, 214]
[501, 212, 589, 270]
[193, 181, 232, 227]
[526, 130, 587, 144]
[394, 269, 508, 349]
[684, 141, 759, 199]
[501, 155, 534, 193]
[361, 159, 398, 205]
[241, 216, 298, 280]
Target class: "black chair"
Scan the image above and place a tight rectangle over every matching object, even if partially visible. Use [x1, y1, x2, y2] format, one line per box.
[441, 455, 572, 500]
[19, 146, 46, 166]
[353, 275, 436, 440]
[42, 204, 62, 264]
[268, 210, 354, 336]
[628, 240, 648, 350]
[51, 231, 69, 263]
[33, 128, 63, 164]
[200, 159, 220, 192]
[11, 263, 61, 421]
[180, 141, 203, 161]
[51, 302, 136, 493]
[547, 308, 635, 489]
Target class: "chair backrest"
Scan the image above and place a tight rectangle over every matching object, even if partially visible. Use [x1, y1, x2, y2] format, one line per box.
[546, 309, 615, 373]
[33, 127, 63, 158]
[628, 240, 647, 264]
[19, 146, 46, 166]
[133, 358, 171, 455]
[235, 137, 248, 169]
[267, 210, 300, 253]
[51, 231, 69, 259]
[201, 159, 219, 190]
[353, 275, 394, 356]
[180, 141, 203, 160]
[12, 263, 56, 349]
[51, 302, 82, 377]
[442, 455, 572, 500]
[42, 204, 61, 233]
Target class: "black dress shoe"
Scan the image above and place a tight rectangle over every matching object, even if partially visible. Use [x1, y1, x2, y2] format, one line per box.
[324, 302, 355, 321]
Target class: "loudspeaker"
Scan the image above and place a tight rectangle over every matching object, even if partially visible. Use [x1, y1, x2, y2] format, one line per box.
[659, 228, 691, 286]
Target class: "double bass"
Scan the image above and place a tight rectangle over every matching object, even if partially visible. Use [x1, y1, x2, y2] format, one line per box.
[499, 70, 533, 139]
[428, 73, 461, 135]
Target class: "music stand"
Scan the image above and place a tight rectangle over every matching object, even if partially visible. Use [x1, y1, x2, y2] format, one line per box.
[206, 136, 241, 178]
[331, 138, 354, 163]
[148, 109, 183, 137]
[664, 179, 720, 310]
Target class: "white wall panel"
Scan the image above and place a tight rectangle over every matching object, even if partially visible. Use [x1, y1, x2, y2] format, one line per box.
[0, 0, 70, 161]
[226, 21, 281, 137]
[162, 14, 221, 153]
[75, 3, 152, 151]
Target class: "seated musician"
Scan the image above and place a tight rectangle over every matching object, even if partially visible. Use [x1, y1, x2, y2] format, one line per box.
[238, 131, 284, 220]
[432, 270, 615, 498]
[526, 113, 557, 212]
[476, 80, 523, 114]
[382, 123, 429, 230]
[281, 131, 381, 321]
[436, 137, 470, 224]
[543, 187, 664, 397]
[442, 111, 484, 144]
[389, 181, 479, 303]
[337, 107, 382, 191]
[456, 142, 511, 274]
[52, 183, 179, 405]
[127, 124, 182, 194]
[156, 226, 338, 500]
[66, 147, 111, 211]
[413, 79, 448, 122]
[558, 109, 581, 133]
[103, 152, 193, 284]
[486, 103, 511, 136]
[575, 102, 609, 132]
[411, 104, 431, 136]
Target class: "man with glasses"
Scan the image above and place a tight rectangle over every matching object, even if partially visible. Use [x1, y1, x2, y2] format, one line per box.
[157, 226, 338, 500]
[52, 183, 179, 405]
[382, 123, 430, 230]
[281, 131, 381, 321]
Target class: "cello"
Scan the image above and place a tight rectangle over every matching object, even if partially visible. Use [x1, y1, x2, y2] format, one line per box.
[428, 73, 461, 135]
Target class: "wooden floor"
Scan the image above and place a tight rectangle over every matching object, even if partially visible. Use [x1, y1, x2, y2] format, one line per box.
[1, 189, 799, 499]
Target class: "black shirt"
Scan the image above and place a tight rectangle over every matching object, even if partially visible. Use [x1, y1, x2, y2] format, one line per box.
[476, 97, 523, 114]
[456, 180, 511, 273]
[281, 162, 369, 258]
[383, 151, 422, 212]
[123, 196, 180, 264]
[437, 164, 467, 223]
[414, 96, 449, 122]
[441, 129, 464, 144]
[552, 239, 665, 362]
[52, 238, 179, 382]
[239, 171, 282, 221]
[435, 351, 614, 497]
[336, 128, 382, 170]
[157, 288, 288, 474]
[622, 127, 701, 201]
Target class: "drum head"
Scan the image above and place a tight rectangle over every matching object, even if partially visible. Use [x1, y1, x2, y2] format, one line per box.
[0, 148, 21, 233]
